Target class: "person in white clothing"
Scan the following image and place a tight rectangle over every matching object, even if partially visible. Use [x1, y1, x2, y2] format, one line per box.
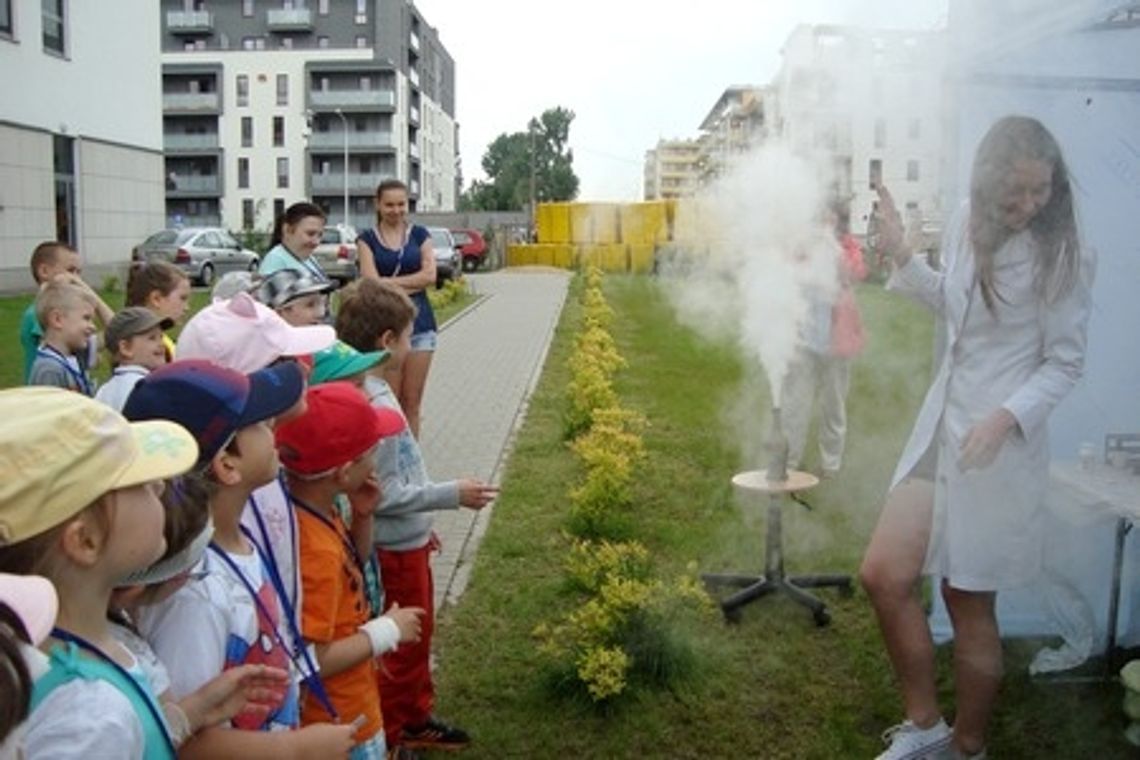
[860, 116, 1095, 760]
[94, 307, 173, 412]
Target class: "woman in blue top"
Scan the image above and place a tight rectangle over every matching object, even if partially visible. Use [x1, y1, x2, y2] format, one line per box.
[260, 202, 330, 284]
[356, 179, 438, 438]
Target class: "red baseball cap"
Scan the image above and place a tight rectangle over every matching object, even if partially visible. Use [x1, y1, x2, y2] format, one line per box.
[275, 382, 405, 475]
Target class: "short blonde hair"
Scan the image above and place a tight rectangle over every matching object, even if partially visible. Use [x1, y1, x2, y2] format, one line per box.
[34, 280, 88, 328]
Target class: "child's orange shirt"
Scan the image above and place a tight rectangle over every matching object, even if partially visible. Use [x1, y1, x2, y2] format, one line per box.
[296, 504, 383, 742]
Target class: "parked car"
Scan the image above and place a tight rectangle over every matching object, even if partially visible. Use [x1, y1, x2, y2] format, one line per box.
[450, 228, 488, 272]
[426, 227, 460, 288]
[312, 224, 358, 287]
[132, 227, 259, 287]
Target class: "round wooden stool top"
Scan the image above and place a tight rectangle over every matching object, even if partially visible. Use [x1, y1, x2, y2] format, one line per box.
[731, 469, 819, 495]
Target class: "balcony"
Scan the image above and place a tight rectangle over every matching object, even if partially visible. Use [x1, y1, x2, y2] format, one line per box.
[310, 173, 389, 194]
[408, 68, 420, 88]
[167, 213, 221, 228]
[167, 10, 213, 35]
[163, 133, 220, 152]
[307, 131, 395, 151]
[309, 89, 396, 109]
[166, 174, 221, 196]
[267, 8, 314, 32]
[163, 91, 221, 113]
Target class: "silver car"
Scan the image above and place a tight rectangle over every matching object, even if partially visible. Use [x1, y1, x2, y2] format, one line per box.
[312, 224, 358, 287]
[133, 227, 259, 287]
[426, 226, 459, 289]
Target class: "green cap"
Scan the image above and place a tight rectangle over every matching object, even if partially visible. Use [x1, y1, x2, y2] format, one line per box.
[310, 340, 388, 385]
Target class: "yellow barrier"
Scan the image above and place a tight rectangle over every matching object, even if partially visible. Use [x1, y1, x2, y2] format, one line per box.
[536, 202, 572, 243]
[619, 202, 669, 245]
[628, 243, 655, 274]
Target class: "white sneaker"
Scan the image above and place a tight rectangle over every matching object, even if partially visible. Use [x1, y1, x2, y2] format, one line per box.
[875, 718, 953, 760]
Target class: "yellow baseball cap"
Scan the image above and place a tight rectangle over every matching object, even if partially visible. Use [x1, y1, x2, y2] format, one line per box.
[0, 387, 199, 545]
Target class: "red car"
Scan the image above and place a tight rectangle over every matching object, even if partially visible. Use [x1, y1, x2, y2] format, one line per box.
[450, 228, 487, 272]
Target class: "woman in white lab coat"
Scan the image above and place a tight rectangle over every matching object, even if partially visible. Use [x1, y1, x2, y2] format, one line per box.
[861, 116, 1095, 760]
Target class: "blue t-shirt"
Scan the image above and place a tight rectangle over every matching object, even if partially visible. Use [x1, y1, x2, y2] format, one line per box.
[358, 225, 437, 336]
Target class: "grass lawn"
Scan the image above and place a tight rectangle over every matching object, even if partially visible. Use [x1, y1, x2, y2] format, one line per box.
[0, 281, 474, 389]
[433, 275, 1126, 758]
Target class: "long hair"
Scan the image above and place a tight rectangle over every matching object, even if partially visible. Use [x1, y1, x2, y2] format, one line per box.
[126, 260, 188, 307]
[270, 202, 326, 249]
[0, 603, 33, 746]
[969, 115, 1080, 313]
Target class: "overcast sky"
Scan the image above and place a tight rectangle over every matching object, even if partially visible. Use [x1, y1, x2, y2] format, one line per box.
[413, 0, 949, 200]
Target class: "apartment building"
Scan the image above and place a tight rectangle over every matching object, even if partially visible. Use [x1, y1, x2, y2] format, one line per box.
[0, 0, 164, 289]
[643, 138, 701, 200]
[160, 0, 457, 234]
[696, 85, 768, 185]
[770, 23, 946, 230]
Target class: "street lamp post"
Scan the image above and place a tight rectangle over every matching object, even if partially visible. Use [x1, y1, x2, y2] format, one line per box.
[334, 108, 349, 228]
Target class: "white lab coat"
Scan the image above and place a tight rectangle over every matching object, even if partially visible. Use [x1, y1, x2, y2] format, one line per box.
[888, 204, 1095, 591]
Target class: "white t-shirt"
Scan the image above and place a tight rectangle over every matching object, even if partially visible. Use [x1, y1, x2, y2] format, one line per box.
[94, 365, 149, 412]
[137, 548, 300, 731]
[24, 660, 148, 759]
[110, 621, 172, 698]
[240, 477, 301, 647]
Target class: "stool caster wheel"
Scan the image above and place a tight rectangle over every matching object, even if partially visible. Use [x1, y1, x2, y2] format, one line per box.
[723, 607, 742, 625]
[813, 608, 831, 627]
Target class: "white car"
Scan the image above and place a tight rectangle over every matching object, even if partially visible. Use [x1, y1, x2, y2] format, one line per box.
[426, 227, 460, 289]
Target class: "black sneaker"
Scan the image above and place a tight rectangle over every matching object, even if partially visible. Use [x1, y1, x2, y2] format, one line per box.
[387, 747, 422, 760]
[400, 717, 471, 751]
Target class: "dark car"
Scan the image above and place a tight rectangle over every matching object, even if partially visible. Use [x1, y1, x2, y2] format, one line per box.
[451, 228, 488, 272]
[133, 227, 259, 287]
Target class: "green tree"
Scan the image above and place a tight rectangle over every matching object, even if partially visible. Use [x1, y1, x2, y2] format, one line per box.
[460, 107, 580, 211]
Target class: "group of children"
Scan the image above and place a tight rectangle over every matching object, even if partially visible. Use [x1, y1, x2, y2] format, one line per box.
[1, 240, 497, 759]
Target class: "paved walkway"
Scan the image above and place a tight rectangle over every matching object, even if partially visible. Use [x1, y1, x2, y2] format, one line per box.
[419, 269, 570, 611]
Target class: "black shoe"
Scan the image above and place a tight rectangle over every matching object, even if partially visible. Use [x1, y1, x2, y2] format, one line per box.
[400, 717, 471, 751]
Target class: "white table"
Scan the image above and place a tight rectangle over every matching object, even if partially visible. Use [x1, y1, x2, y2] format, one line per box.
[1048, 461, 1140, 674]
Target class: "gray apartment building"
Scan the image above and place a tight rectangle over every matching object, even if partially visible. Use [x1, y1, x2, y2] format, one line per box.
[160, 0, 457, 234]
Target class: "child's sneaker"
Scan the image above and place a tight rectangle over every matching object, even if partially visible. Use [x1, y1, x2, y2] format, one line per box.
[876, 718, 952, 759]
[400, 716, 471, 751]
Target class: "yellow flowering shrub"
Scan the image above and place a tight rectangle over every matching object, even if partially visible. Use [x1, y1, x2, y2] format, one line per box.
[575, 324, 624, 375]
[564, 356, 618, 440]
[577, 646, 630, 701]
[565, 538, 651, 593]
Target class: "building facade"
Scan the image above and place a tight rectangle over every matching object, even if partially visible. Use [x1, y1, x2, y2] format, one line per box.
[643, 138, 701, 200]
[696, 85, 768, 185]
[160, 0, 457, 234]
[770, 24, 946, 232]
[0, 0, 164, 290]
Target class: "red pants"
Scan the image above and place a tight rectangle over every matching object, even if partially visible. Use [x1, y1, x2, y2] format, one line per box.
[376, 543, 434, 745]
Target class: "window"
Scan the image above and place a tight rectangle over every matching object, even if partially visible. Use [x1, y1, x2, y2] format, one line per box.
[276, 157, 289, 188]
[276, 74, 288, 106]
[280, 36, 293, 49]
[237, 158, 250, 189]
[874, 118, 887, 149]
[1, 0, 13, 37]
[274, 198, 286, 219]
[317, 36, 329, 48]
[869, 159, 882, 189]
[242, 199, 255, 229]
[360, 76, 371, 90]
[907, 160, 920, 182]
[241, 117, 253, 147]
[242, 36, 256, 50]
[242, 0, 253, 17]
[318, 0, 329, 14]
[273, 116, 284, 147]
[42, 0, 65, 55]
[908, 118, 921, 140]
[355, 0, 366, 23]
[354, 35, 367, 48]
[53, 135, 75, 245]
[236, 75, 249, 106]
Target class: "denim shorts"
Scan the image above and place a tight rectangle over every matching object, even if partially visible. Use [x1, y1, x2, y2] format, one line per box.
[410, 330, 437, 352]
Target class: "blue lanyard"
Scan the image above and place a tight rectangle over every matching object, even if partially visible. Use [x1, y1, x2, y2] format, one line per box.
[247, 475, 299, 628]
[50, 627, 177, 757]
[206, 542, 339, 721]
[36, 345, 92, 396]
[291, 496, 367, 575]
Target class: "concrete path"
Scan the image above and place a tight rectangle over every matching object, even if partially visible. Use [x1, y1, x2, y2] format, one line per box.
[419, 269, 571, 612]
